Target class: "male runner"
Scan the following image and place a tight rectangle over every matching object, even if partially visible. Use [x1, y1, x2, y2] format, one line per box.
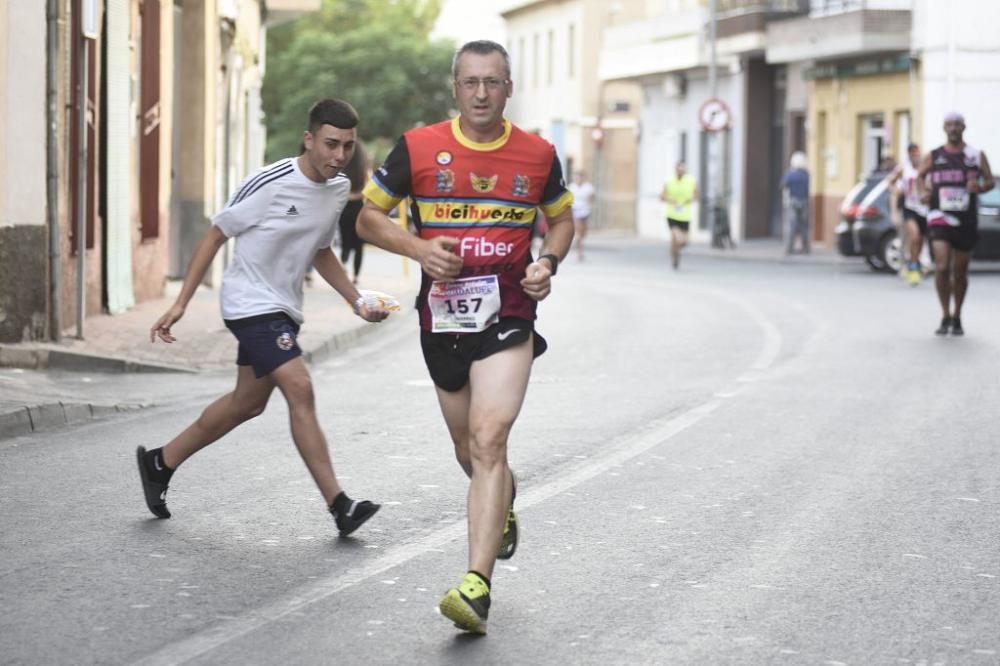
[137, 99, 385, 535]
[660, 161, 698, 268]
[919, 112, 994, 335]
[889, 143, 930, 285]
[357, 40, 574, 634]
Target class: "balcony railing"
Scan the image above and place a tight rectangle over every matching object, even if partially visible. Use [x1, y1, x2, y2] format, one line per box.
[808, 0, 912, 16]
[716, 0, 809, 18]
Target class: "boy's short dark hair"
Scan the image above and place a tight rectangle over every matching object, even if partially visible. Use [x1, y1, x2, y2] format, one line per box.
[308, 99, 359, 134]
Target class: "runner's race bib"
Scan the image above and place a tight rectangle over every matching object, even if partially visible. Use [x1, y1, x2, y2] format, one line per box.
[939, 186, 970, 212]
[429, 275, 501, 333]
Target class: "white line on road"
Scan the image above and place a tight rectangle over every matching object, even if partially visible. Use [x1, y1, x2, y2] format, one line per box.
[132, 283, 785, 666]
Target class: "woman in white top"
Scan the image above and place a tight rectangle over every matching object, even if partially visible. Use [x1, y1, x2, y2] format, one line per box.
[568, 170, 595, 261]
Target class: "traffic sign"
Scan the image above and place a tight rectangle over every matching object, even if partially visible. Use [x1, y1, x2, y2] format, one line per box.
[699, 98, 731, 132]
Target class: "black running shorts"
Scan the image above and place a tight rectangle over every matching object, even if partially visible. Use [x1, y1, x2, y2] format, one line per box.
[667, 218, 690, 231]
[420, 317, 547, 392]
[903, 208, 928, 236]
[225, 312, 302, 378]
[928, 221, 978, 252]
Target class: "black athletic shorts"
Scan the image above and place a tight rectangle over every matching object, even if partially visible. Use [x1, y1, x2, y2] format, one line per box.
[667, 218, 690, 231]
[903, 208, 928, 236]
[420, 317, 547, 392]
[928, 221, 978, 253]
[225, 312, 302, 378]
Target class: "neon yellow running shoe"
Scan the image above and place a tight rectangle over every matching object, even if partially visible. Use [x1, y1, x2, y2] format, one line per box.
[439, 572, 490, 634]
[497, 472, 518, 560]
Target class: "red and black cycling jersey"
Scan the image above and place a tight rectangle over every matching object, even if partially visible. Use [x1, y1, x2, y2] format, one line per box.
[363, 117, 573, 331]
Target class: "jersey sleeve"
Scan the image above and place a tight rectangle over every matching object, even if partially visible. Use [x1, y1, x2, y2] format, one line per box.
[212, 178, 275, 238]
[539, 153, 573, 218]
[362, 137, 412, 211]
[212, 161, 292, 237]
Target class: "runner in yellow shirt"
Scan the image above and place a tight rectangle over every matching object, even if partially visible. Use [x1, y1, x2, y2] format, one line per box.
[660, 161, 698, 269]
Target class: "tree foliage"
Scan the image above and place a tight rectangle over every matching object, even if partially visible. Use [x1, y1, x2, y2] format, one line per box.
[262, 0, 456, 162]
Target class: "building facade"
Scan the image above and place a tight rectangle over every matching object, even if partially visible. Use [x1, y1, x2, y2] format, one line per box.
[500, 0, 643, 232]
[767, 0, 915, 245]
[0, 0, 316, 344]
[911, 0, 1000, 163]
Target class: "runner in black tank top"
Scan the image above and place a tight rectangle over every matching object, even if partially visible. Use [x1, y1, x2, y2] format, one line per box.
[918, 112, 995, 336]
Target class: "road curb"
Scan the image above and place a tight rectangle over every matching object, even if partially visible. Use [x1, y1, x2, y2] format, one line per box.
[0, 345, 196, 374]
[0, 309, 416, 440]
[0, 401, 152, 440]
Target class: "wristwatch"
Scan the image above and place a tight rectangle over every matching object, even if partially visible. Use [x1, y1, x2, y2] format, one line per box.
[539, 253, 559, 276]
[353, 295, 366, 314]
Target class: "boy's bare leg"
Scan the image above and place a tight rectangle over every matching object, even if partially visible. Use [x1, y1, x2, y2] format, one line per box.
[161, 365, 276, 469]
[269, 357, 343, 505]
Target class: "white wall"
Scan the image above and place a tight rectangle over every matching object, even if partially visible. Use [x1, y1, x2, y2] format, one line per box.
[504, 2, 588, 165]
[636, 69, 745, 243]
[0, 0, 46, 228]
[913, 0, 1000, 160]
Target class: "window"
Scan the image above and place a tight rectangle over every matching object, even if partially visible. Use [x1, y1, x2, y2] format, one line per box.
[858, 113, 886, 176]
[532, 33, 539, 88]
[547, 30, 554, 85]
[567, 24, 575, 79]
[895, 111, 911, 159]
[518, 37, 525, 84]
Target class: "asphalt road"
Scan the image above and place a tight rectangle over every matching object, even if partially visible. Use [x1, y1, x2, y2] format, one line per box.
[2, 238, 998, 665]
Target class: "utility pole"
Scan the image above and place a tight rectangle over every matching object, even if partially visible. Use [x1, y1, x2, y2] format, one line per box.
[707, 0, 719, 246]
[76, 0, 98, 339]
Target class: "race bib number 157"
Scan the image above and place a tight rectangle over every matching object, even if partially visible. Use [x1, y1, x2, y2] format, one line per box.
[429, 275, 501, 333]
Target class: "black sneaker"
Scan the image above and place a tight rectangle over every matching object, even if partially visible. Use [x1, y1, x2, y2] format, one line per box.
[136, 446, 171, 519]
[935, 317, 952, 336]
[950, 317, 964, 336]
[331, 499, 380, 536]
[497, 472, 518, 560]
[439, 572, 491, 634]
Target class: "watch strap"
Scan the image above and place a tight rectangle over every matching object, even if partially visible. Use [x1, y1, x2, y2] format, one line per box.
[539, 253, 559, 276]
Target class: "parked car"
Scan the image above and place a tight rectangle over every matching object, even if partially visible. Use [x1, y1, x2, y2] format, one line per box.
[835, 171, 901, 272]
[836, 177, 1000, 271]
[974, 184, 1000, 259]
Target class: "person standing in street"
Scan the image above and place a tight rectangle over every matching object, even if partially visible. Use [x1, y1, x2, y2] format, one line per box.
[568, 169, 594, 261]
[889, 143, 930, 285]
[781, 151, 811, 255]
[660, 161, 697, 269]
[137, 99, 387, 536]
[919, 112, 994, 336]
[357, 40, 574, 635]
[338, 142, 369, 284]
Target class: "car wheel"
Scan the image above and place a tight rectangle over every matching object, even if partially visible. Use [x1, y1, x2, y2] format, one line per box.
[880, 231, 903, 273]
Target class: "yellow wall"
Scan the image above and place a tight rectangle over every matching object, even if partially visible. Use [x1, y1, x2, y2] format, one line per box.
[807, 70, 921, 243]
[808, 71, 921, 196]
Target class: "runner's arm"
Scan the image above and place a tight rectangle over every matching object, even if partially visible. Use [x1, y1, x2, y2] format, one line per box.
[356, 202, 463, 281]
[312, 247, 388, 322]
[917, 153, 933, 203]
[522, 206, 574, 301]
[976, 151, 995, 193]
[150, 225, 227, 342]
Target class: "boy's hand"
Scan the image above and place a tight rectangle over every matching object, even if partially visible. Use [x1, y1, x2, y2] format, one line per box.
[151, 304, 185, 343]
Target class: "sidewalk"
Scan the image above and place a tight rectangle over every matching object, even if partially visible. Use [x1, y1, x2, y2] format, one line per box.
[0, 249, 420, 439]
[596, 232, 846, 265]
